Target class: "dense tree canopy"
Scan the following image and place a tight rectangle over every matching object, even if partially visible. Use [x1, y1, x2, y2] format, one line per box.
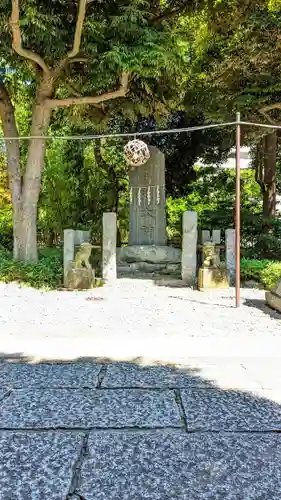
[0, 0, 197, 262]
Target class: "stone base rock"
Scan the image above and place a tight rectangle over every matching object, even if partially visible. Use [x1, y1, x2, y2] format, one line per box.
[64, 268, 94, 290]
[198, 267, 229, 290]
[265, 290, 281, 314]
[118, 246, 181, 265]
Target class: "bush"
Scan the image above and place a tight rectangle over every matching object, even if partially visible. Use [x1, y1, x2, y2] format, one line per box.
[0, 247, 63, 289]
[241, 258, 281, 290]
[0, 214, 13, 251]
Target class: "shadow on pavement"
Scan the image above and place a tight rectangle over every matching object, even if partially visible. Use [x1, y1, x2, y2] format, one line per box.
[0, 352, 281, 499]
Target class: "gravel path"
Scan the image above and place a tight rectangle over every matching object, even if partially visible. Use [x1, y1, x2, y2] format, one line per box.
[1, 280, 281, 498]
[0, 279, 280, 361]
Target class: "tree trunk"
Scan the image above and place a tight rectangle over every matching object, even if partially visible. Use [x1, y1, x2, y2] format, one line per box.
[263, 132, 277, 217]
[255, 131, 277, 217]
[1, 79, 53, 263]
[0, 82, 23, 259]
[20, 102, 52, 262]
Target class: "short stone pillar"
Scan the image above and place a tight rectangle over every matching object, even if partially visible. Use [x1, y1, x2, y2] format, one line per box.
[182, 211, 198, 285]
[212, 229, 221, 245]
[225, 229, 235, 284]
[63, 229, 75, 285]
[201, 230, 210, 244]
[102, 212, 117, 282]
[74, 230, 90, 245]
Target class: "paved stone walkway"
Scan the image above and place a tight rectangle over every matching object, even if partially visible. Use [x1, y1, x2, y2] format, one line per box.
[1, 358, 281, 499]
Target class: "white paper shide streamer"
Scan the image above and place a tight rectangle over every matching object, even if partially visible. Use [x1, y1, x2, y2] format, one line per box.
[147, 186, 151, 205]
[156, 186, 160, 204]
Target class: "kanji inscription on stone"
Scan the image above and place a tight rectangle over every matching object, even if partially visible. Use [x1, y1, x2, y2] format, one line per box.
[128, 146, 166, 246]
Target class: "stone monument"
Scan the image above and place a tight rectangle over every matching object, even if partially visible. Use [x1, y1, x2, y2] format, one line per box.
[118, 146, 182, 277]
[128, 145, 166, 246]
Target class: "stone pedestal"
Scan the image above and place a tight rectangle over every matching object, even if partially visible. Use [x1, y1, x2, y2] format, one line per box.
[117, 245, 182, 278]
[198, 268, 229, 291]
[266, 278, 281, 313]
[102, 212, 117, 283]
[182, 211, 197, 285]
[64, 268, 94, 290]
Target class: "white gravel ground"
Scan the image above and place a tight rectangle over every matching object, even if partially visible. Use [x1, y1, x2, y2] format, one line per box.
[0, 279, 280, 362]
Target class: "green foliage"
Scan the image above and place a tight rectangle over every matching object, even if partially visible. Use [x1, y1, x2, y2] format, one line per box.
[166, 165, 261, 236]
[39, 134, 129, 244]
[241, 258, 281, 290]
[0, 247, 63, 289]
[240, 214, 281, 260]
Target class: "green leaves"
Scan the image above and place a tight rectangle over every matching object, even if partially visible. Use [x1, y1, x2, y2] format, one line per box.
[0, 247, 63, 289]
[241, 258, 281, 290]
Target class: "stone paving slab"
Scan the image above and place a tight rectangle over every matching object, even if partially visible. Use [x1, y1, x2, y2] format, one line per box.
[0, 362, 101, 388]
[102, 361, 260, 390]
[181, 388, 281, 431]
[0, 389, 181, 429]
[0, 431, 83, 499]
[0, 389, 10, 402]
[79, 431, 281, 500]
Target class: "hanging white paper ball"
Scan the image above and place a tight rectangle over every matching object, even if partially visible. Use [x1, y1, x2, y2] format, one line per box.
[124, 139, 150, 166]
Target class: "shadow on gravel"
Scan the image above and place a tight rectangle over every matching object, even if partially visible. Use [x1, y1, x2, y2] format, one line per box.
[244, 298, 281, 320]
[1, 353, 281, 498]
[168, 295, 234, 308]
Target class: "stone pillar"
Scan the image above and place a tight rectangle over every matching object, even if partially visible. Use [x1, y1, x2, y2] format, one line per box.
[225, 229, 235, 284]
[182, 211, 198, 285]
[102, 212, 117, 282]
[64, 229, 75, 285]
[201, 230, 210, 243]
[212, 229, 221, 245]
[74, 230, 90, 245]
[128, 146, 166, 246]
[212, 229, 221, 263]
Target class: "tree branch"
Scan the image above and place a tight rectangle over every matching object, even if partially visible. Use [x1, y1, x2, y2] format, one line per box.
[259, 104, 281, 126]
[67, 0, 87, 59]
[64, 82, 82, 97]
[10, 0, 49, 73]
[46, 72, 129, 109]
[68, 57, 88, 64]
[52, 0, 88, 80]
[151, 1, 191, 24]
[260, 103, 281, 112]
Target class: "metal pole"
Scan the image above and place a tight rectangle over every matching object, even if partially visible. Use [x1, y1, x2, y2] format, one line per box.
[235, 112, 241, 307]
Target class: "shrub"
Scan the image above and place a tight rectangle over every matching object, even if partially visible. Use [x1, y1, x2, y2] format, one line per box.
[241, 258, 281, 290]
[0, 213, 13, 251]
[0, 247, 63, 289]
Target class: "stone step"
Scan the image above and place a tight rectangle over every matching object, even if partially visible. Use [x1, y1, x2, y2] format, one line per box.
[117, 262, 181, 274]
[117, 272, 184, 286]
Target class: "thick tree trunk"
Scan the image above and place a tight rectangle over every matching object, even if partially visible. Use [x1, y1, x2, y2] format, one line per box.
[0, 82, 23, 259]
[1, 79, 53, 262]
[20, 102, 52, 262]
[255, 132, 277, 217]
